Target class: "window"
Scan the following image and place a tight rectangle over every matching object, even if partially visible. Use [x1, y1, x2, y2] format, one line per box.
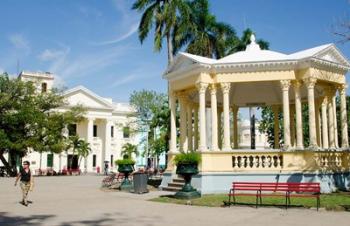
[92, 155, 96, 167]
[110, 155, 114, 167]
[41, 83, 47, 93]
[93, 125, 98, 137]
[68, 124, 77, 136]
[123, 127, 130, 138]
[111, 126, 114, 138]
[47, 154, 53, 167]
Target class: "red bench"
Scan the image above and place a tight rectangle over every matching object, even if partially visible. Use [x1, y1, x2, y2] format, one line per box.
[227, 182, 321, 210]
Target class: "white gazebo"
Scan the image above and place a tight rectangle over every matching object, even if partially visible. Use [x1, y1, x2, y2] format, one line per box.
[161, 35, 350, 194]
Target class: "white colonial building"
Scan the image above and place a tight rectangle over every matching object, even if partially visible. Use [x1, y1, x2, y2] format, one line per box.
[18, 71, 139, 174]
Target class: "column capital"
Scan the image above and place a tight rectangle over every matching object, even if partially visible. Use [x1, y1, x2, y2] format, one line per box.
[338, 83, 348, 95]
[209, 84, 217, 95]
[303, 77, 317, 89]
[87, 117, 95, 122]
[280, 80, 291, 90]
[177, 92, 188, 102]
[196, 82, 208, 94]
[220, 82, 231, 94]
[325, 86, 336, 97]
[292, 80, 302, 89]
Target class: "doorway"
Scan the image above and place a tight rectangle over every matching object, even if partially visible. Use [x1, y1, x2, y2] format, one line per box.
[67, 155, 79, 169]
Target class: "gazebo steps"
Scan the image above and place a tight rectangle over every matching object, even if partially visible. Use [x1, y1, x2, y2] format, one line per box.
[162, 178, 185, 192]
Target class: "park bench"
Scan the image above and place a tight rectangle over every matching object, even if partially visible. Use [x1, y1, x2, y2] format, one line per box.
[226, 182, 320, 210]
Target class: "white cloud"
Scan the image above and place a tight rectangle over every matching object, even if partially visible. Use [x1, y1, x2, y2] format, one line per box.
[93, 23, 139, 45]
[8, 34, 30, 52]
[112, 74, 137, 87]
[38, 48, 70, 61]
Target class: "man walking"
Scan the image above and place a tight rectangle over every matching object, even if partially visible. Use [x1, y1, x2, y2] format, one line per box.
[14, 161, 33, 206]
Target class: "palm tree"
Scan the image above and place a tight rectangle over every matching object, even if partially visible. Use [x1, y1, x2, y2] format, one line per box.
[121, 143, 139, 159]
[76, 140, 91, 170]
[173, 0, 237, 59]
[132, 0, 191, 65]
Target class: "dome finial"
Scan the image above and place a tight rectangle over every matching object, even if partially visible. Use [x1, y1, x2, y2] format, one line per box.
[246, 33, 261, 52]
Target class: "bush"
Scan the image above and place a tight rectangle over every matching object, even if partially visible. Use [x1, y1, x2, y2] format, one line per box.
[115, 159, 136, 166]
[173, 152, 201, 165]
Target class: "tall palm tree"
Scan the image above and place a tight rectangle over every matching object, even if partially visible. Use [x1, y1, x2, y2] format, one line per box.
[76, 140, 91, 169]
[173, 0, 237, 59]
[121, 143, 139, 159]
[132, 0, 191, 65]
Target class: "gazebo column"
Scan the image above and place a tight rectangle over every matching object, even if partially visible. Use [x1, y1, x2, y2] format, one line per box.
[327, 89, 336, 149]
[304, 78, 318, 148]
[218, 108, 222, 149]
[339, 84, 349, 148]
[221, 83, 231, 151]
[293, 81, 303, 149]
[315, 100, 322, 147]
[281, 80, 291, 149]
[233, 106, 239, 149]
[290, 106, 295, 148]
[210, 84, 218, 150]
[321, 96, 329, 149]
[272, 105, 280, 149]
[194, 106, 199, 151]
[179, 94, 188, 152]
[187, 103, 193, 151]
[332, 93, 339, 148]
[169, 92, 177, 153]
[196, 82, 208, 151]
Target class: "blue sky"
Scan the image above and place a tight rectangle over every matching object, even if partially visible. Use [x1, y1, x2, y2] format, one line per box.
[0, 0, 350, 106]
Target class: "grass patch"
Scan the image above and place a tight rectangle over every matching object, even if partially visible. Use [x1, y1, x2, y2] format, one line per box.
[150, 192, 350, 211]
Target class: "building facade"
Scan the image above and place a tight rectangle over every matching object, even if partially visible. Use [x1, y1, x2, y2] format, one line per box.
[17, 71, 139, 174]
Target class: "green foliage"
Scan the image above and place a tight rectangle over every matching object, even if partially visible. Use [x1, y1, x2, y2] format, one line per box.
[121, 143, 139, 159]
[115, 158, 136, 166]
[0, 73, 85, 173]
[173, 152, 201, 165]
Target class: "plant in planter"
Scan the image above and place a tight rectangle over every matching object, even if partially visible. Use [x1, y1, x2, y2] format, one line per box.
[173, 152, 201, 199]
[115, 157, 135, 191]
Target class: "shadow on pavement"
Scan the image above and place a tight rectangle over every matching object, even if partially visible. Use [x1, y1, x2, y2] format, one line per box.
[0, 212, 55, 226]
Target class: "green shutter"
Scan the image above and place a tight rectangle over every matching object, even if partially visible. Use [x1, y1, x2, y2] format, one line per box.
[47, 154, 53, 167]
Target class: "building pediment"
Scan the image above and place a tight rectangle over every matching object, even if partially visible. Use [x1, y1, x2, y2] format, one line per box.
[63, 86, 114, 110]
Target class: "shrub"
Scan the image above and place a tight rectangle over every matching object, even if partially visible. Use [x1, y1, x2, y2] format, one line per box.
[115, 158, 136, 166]
[173, 152, 201, 165]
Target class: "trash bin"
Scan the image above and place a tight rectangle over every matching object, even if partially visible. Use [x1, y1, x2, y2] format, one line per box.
[132, 172, 149, 194]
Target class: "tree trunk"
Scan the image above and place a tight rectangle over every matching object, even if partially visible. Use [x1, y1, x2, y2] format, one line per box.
[250, 107, 256, 149]
[0, 150, 15, 176]
[166, 33, 174, 65]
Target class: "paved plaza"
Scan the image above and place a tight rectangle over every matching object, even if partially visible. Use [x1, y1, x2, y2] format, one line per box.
[0, 175, 350, 226]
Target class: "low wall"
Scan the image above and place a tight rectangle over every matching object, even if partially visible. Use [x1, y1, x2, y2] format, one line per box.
[161, 150, 350, 194]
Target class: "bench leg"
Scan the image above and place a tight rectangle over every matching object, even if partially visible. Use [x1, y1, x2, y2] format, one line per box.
[317, 196, 320, 211]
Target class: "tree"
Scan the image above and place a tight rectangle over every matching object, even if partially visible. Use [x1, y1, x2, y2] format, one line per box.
[76, 139, 91, 170]
[132, 0, 191, 65]
[121, 143, 139, 159]
[0, 73, 85, 175]
[173, 0, 237, 59]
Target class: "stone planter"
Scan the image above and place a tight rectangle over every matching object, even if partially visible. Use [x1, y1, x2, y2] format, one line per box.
[175, 163, 201, 199]
[118, 164, 134, 191]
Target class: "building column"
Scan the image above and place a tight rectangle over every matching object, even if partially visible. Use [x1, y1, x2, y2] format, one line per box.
[339, 84, 349, 148]
[196, 82, 208, 151]
[321, 96, 329, 149]
[332, 94, 339, 148]
[210, 84, 218, 150]
[194, 105, 199, 151]
[169, 92, 177, 153]
[103, 119, 112, 171]
[233, 106, 239, 149]
[187, 103, 193, 151]
[218, 108, 222, 149]
[272, 105, 280, 149]
[327, 89, 336, 149]
[304, 77, 318, 148]
[87, 117, 94, 144]
[293, 81, 303, 149]
[179, 94, 188, 152]
[281, 80, 291, 149]
[221, 83, 231, 151]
